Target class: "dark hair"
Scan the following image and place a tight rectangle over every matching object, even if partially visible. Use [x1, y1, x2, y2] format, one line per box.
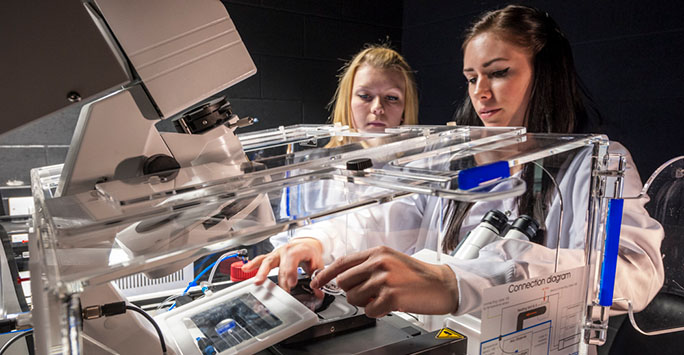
[454, 4, 596, 133]
[444, 5, 599, 251]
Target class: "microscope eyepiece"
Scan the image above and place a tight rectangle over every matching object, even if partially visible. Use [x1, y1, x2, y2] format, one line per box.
[481, 209, 509, 235]
[503, 215, 540, 241]
[453, 209, 509, 260]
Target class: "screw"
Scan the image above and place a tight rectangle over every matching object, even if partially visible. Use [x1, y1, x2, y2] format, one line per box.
[67, 91, 82, 103]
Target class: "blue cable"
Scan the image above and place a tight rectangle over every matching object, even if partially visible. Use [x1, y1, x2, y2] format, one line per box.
[0, 328, 33, 335]
[168, 253, 240, 311]
[194, 254, 214, 273]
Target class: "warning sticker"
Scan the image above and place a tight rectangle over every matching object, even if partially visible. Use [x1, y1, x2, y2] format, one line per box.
[435, 327, 465, 339]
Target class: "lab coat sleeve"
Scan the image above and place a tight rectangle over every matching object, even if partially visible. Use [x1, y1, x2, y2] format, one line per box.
[287, 193, 428, 265]
[269, 231, 289, 249]
[445, 142, 664, 316]
[268, 179, 352, 263]
[287, 217, 349, 265]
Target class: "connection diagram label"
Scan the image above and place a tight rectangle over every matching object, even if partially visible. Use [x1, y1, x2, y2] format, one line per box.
[479, 267, 586, 355]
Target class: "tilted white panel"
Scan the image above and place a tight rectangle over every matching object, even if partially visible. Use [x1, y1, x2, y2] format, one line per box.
[95, 0, 256, 118]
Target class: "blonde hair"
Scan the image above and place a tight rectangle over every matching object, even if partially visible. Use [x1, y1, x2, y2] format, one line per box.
[329, 44, 419, 128]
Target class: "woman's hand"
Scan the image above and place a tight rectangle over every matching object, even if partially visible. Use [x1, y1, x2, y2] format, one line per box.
[310, 246, 459, 318]
[242, 238, 324, 293]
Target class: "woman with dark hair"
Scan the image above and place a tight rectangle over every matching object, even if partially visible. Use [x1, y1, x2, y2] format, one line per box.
[443, 4, 601, 252]
[244, 5, 663, 320]
[455, 4, 593, 134]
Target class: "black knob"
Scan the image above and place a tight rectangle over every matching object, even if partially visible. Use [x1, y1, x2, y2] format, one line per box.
[346, 158, 373, 171]
[67, 91, 81, 103]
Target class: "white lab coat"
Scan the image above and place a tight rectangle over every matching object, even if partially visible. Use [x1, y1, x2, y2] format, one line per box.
[276, 142, 664, 315]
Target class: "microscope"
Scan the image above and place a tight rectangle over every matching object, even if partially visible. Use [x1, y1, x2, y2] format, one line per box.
[7, 0, 274, 353]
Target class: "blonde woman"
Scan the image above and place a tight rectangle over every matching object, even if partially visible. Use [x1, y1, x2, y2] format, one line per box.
[326, 45, 419, 147]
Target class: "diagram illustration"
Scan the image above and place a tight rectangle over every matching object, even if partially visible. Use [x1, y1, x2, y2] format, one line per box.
[479, 268, 585, 355]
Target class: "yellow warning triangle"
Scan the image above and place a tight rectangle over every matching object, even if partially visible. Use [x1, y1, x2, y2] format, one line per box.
[435, 327, 465, 339]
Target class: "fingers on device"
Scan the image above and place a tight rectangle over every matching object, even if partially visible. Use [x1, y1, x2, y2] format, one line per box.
[154, 278, 318, 354]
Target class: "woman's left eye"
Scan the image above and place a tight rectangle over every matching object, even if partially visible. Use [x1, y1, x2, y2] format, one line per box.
[386, 95, 399, 101]
[491, 68, 510, 78]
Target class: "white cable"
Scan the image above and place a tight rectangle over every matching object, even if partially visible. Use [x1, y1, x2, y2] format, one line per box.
[614, 297, 684, 336]
[311, 269, 344, 295]
[207, 249, 243, 286]
[531, 161, 563, 273]
[156, 295, 179, 312]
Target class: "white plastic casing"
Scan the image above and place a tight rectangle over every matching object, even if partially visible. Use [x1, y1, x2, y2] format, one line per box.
[94, 0, 256, 118]
[154, 278, 318, 355]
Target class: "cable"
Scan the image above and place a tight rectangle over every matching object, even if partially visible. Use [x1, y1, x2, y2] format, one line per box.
[194, 254, 214, 273]
[311, 269, 344, 296]
[207, 252, 246, 286]
[125, 304, 167, 355]
[82, 302, 167, 354]
[0, 312, 33, 335]
[0, 328, 32, 336]
[613, 298, 684, 336]
[168, 249, 248, 311]
[0, 329, 33, 355]
[168, 254, 237, 311]
[156, 294, 180, 312]
[531, 161, 563, 272]
[0, 319, 17, 335]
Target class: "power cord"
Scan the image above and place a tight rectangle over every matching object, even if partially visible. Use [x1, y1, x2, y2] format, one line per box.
[0, 329, 33, 355]
[82, 301, 167, 354]
[126, 304, 167, 355]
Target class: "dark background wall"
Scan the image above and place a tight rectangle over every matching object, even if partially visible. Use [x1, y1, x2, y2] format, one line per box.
[218, 0, 402, 130]
[403, 0, 684, 181]
[0, 0, 682, 208]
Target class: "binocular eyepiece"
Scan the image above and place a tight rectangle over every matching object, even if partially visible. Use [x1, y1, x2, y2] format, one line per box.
[452, 210, 540, 260]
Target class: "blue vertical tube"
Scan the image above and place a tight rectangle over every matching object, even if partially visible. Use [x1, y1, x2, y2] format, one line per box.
[598, 198, 624, 306]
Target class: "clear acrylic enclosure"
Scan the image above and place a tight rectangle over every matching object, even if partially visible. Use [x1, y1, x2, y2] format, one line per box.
[30, 124, 619, 354]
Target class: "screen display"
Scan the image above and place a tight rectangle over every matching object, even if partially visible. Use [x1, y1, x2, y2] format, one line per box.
[186, 292, 283, 352]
